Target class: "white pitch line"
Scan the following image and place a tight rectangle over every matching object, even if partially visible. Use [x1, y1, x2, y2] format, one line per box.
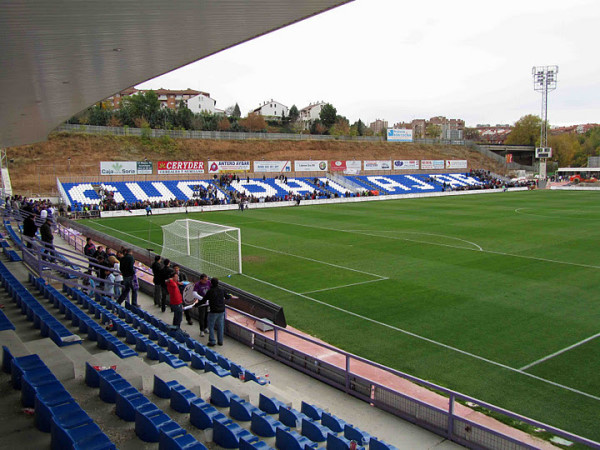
[301, 277, 389, 295]
[243, 242, 387, 279]
[249, 216, 600, 270]
[88, 221, 161, 249]
[520, 332, 600, 371]
[240, 272, 600, 402]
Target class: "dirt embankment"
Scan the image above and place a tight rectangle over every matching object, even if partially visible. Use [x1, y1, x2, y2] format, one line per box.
[6, 132, 505, 196]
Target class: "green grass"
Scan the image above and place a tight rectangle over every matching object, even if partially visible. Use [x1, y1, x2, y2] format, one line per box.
[83, 190, 600, 442]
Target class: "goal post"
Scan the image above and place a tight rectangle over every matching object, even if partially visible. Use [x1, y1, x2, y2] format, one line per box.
[161, 219, 242, 277]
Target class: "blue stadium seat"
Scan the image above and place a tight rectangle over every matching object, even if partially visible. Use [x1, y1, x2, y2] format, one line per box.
[229, 397, 263, 422]
[344, 424, 371, 446]
[301, 401, 325, 421]
[321, 411, 347, 433]
[170, 382, 198, 413]
[190, 398, 228, 430]
[275, 427, 318, 450]
[278, 405, 309, 429]
[153, 375, 179, 399]
[258, 393, 287, 415]
[301, 418, 330, 443]
[213, 417, 258, 449]
[251, 411, 289, 438]
[210, 385, 240, 407]
[369, 437, 399, 450]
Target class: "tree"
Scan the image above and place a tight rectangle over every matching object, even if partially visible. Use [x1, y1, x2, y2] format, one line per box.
[549, 133, 581, 167]
[425, 124, 442, 139]
[288, 105, 299, 123]
[232, 103, 241, 119]
[330, 117, 350, 137]
[239, 113, 266, 132]
[319, 104, 337, 129]
[217, 117, 231, 131]
[310, 119, 327, 135]
[121, 90, 161, 126]
[175, 100, 194, 129]
[463, 127, 481, 141]
[505, 115, 542, 146]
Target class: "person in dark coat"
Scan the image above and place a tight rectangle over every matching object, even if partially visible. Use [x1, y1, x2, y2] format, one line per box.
[23, 213, 38, 248]
[40, 218, 55, 262]
[116, 248, 137, 306]
[203, 278, 231, 346]
[150, 255, 163, 307]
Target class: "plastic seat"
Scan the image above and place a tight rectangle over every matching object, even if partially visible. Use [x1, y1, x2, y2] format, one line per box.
[301, 418, 330, 443]
[239, 436, 273, 450]
[275, 427, 318, 450]
[159, 427, 208, 450]
[135, 407, 177, 443]
[170, 383, 198, 413]
[190, 398, 227, 430]
[230, 397, 263, 422]
[116, 391, 151, 422]
[278, 406, 309, 428]
[258, 393, 287, 415]
[210, 385, 239, 407]
[369, 437, 399, 450]
[153, 375, 179, 399]
[190, 352, 208, 370]
[213, 417, 257, 449]
[251, 411, 289, 438]
[321, 411, 347, 433]
[344, 424, 371, 447]
[327, 433, 366, 450]
[301, 401, 325, 421]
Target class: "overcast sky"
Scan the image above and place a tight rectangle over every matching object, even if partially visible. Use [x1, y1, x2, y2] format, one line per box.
[137, 0, 599, 128]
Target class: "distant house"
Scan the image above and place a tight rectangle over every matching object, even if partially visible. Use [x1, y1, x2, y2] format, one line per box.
[299, 101, 327, 129]
[250, 99, 289, 120]
[106, 88, 207, 111]
[187, 92, 219, 114]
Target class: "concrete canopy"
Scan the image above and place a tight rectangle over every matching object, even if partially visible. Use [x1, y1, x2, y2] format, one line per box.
[0, 0, 352, 148]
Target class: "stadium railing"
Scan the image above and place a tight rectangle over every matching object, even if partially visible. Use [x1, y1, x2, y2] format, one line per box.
[225, 306, 600, 450]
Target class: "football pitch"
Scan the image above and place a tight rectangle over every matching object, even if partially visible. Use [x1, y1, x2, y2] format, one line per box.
[83, 190, 600, 441]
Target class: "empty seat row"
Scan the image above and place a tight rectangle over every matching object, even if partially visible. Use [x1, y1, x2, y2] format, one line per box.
[2, 347, 115, 449]
[0, 263, 81, 347]
[84, 363, 207, 449]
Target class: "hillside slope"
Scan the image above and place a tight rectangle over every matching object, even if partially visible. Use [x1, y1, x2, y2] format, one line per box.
[7, 132, 505, 196]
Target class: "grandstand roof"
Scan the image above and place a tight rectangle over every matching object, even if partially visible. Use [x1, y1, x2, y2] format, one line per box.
[0, 0, 352, 149]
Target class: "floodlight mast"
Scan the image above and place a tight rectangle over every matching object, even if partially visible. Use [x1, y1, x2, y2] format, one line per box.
[532, 65, 558, 180]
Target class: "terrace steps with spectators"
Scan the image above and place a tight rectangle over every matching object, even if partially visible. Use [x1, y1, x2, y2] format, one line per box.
[0, 242, 440, 450]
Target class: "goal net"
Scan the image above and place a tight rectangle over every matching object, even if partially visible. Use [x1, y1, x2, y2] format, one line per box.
[161, 219, 242, 277]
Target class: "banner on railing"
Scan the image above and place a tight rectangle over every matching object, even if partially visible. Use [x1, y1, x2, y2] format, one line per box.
[421, 160, 445, 170]
[253, 161, 292, 173]
[157, 161, 205, 174]
[393, 160, 419, 170]
[294, 160, 328, 172]
[387, 128, 413, 142]
[446, 160, 468, 169]
[208, 161, 251, 173]
[100, 161, 138, 175]
[330, 160, 362, 173]
[364, 160, 392, 171]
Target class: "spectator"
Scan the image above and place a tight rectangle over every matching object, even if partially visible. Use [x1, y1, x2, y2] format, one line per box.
[192, 273, 211, 337]
[23, 213, 38, 249]
[173, 264, 193, 326]
[109, 253, 122, 298]
[150, 255, 163, 307]
[165, 272, 184, 329]
[203, 278, 231, 347]
[159, 259, 175, 312]
[116, 248, 138, 306]
[40, 218, 55, 262]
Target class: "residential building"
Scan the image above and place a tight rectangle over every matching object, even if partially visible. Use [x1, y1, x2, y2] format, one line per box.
[475, 124, 512, 144]
[551, 123, 600, 135]
[106, 88, 207, 110]
[299, 101, 327, 129]
[250, 99, 289, 120]
[394, 116, 465, 139]
[369, 119, 388, 134]
[187, 93, 219, 114]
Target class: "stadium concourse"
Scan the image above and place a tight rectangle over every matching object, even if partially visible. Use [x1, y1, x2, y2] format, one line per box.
[0, 216, 464, 449]
[59, 172, 531, 214]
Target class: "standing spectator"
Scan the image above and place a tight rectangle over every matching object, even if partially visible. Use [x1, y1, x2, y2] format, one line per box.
[23, 213, 38, 248]
[173, 265, 193, 325]
[193, 274, 211, 337]
[165, 273, 184, 329]
[203, 278, 231, 347]
[109, 254, 123, 298]
[150, 255, 163, 307]
[40, 218, 55, 262]
[83, 238, 96, 266]
[159, 259, 175, 312]
[117, 248, 138, 306]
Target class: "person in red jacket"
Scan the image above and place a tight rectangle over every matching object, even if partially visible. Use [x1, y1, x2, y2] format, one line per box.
[166, 273, 184, 328]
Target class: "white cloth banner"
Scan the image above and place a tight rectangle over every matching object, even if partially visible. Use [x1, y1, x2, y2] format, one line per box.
[294, 160, 328, 172]
[253, 161, 292, 173]
[364, 160, 392, 171]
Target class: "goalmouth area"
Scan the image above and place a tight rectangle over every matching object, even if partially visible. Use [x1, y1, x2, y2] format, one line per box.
[81, 189, 600, 445]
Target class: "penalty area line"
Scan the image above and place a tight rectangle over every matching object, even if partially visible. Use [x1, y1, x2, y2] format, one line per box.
[241, 272, 600, 402]
[301, 277, 389, 295]
[519, 331, 600, 371]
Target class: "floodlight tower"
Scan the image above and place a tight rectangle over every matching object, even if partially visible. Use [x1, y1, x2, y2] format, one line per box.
[532, 65, 558, 180]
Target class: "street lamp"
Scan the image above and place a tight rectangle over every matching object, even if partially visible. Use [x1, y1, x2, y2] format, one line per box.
[532, 65, 558, 180]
